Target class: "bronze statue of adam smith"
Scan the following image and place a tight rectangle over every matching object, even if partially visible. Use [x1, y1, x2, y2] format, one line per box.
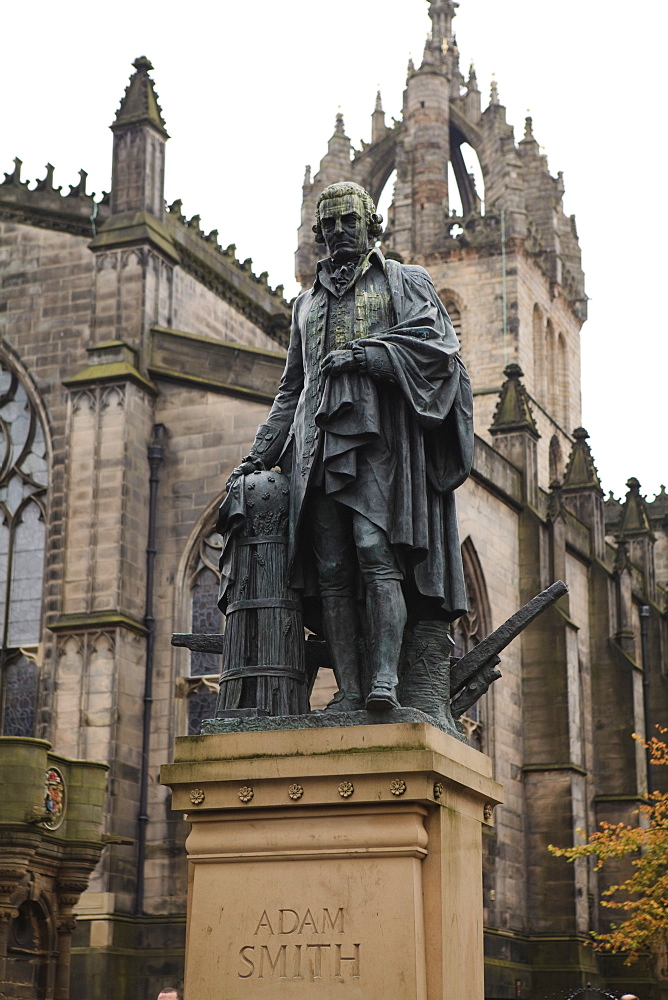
[227, 182, 473, 712]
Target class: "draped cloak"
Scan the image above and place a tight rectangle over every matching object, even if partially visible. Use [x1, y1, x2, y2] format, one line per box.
[218, 255, 474, 628]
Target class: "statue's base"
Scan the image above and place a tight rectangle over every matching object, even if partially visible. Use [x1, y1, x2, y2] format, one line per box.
[162, 721, 501, 1000]
[203, 705, 467, 742]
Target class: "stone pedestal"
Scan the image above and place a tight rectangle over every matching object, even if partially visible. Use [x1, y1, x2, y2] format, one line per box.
[161, 720, 502, 1000]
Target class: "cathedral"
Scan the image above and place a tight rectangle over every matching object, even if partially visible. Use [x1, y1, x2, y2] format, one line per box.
[0, 2, 666, 997]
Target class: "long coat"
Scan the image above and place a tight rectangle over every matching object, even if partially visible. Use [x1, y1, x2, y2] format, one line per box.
[220, 255, 474, 625]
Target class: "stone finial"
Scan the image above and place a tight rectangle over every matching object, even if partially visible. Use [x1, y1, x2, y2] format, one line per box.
[489, 78, 500, 106]
[649, 484, 668, 519]
[371, 90, 387, 142]
[603, 490, 624, 536]
[334, 113, 346, 135]
[407, 56, 416, 78]
[619, 478, 653, 536]
[562, 427, 602, 494]
[167, 198, 185, 221]
[35, 163, 59, 194]
[303, 165, 311, 186]
[467, 62, 479, 92]
[66, 169, 89, 199]
[112, 55, 168, 137]
[524, 116, 534, 140]
[489, 364, 539, 439]
[2, 157, 27, 188]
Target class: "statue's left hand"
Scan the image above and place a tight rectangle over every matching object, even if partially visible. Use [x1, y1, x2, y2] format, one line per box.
[225, 458, 264, 491]
[320, 349, 358, 379]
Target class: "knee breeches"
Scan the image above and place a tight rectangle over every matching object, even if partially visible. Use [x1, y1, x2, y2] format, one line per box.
[307, 488, 402, 597]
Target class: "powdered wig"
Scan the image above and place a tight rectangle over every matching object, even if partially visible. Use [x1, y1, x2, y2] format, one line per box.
[312, 182, 384, 244]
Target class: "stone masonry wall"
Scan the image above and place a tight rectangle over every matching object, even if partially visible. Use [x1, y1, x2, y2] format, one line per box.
[145, 381, 270, 915]
[456, 475, 525, 934]
[171, 267, 283, 351]
[428, 247, 581, 493]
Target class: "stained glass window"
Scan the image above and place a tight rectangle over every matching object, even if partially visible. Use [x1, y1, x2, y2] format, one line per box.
[2, 655, 38, 737]
[0, 358, 47, 737]
[186, 529, 223, 734]
[191, 567, 222, 677]
[187, 677, 219, 736]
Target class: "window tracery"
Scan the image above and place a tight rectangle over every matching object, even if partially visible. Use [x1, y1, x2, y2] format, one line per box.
[440, 290, 463, 347]
[0, 358, 47, 737]
[185, 526, 224, 735]
[445, 299, 462, 342]
[453, 538, 491, 750]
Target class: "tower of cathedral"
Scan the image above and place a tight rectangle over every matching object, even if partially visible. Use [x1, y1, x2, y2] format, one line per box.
[297, 0, 586, 493]
[0, 4, 666, 999]
[294, 4, 668, 994]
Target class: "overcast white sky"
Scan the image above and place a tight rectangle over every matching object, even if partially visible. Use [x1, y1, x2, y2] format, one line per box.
[2, 0, 665, 500]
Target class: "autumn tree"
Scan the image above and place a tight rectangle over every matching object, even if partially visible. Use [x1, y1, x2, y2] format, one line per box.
[549, 729, 668, 969]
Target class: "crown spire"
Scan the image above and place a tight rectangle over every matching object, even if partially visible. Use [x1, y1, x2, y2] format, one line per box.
[427, 0, 459, 50]
[112, 56, 168, 137]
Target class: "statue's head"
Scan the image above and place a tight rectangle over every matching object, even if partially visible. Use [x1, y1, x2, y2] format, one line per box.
[313, 182, 383, 263]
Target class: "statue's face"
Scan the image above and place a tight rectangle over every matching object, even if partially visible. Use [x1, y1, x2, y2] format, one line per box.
[319, 194, 369, 262]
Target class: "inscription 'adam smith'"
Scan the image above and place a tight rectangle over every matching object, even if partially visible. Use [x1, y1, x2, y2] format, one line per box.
[238, 907, 360, 981]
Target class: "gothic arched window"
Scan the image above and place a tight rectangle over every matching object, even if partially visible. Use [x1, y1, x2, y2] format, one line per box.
[453, 537, 492, 751]
[545, 318, 556, 417]
[533, 304, 546, 403]
[185, 525, 224, 735]
[556, 332, 569, 429]
[0, 358, 47, 737]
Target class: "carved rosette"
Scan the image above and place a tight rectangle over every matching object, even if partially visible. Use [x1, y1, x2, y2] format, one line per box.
[238, 786, 254, 803]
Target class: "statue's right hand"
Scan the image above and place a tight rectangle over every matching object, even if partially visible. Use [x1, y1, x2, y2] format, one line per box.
[225, 458, 264, 491]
